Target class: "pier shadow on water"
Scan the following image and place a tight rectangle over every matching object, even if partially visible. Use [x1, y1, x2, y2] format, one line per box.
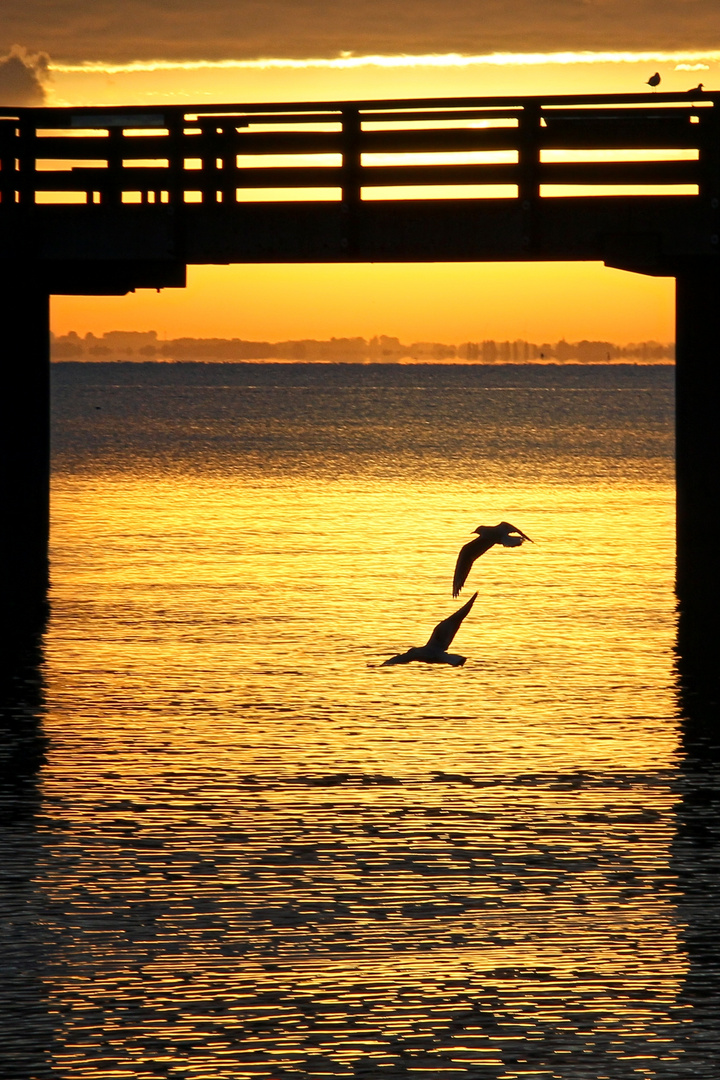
[671, 612, 720, 1078]
[0, 620, 55, 1080]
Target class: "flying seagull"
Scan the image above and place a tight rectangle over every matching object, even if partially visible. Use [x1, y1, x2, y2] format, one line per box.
[452, 521, 533, 598]
[647, 72, 661, 89]
[382, 592, 478, 667]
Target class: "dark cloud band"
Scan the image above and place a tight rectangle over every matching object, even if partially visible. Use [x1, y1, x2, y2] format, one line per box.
[3, 0, 720, 65]
[0, 46, 49, 106]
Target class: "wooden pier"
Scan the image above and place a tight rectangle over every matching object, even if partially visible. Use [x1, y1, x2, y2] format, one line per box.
[1, 91, 719, 644]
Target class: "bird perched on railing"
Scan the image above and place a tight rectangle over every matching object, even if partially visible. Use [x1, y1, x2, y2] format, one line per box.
[382, 592, 478, 666]
[647, 72, 661, 89]
[688, 83, 705, 94]
[452, 521, 533, 597]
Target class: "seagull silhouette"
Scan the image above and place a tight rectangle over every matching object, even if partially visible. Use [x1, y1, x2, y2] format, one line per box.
[688, 83, 705, 94]
[647, 72, 661, 89]
[452, 522, 533, 598]
[382, 592, 478, 666]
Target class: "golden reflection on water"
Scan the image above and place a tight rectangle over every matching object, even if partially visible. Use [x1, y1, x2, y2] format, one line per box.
[32, 451, 694, 1077]
[16, 363, 705, 1078]
[48, 470, 677, 758]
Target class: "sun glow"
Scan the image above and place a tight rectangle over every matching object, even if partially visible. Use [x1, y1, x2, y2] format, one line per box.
[50, 49, 720, 76]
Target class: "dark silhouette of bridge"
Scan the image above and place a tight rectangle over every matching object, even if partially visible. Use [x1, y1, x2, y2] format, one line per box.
[1, 91, 719, 657]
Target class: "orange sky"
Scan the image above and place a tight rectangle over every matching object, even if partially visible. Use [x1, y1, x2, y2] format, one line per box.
[50, 262, 674, 346]
[24, 50, 719, 343]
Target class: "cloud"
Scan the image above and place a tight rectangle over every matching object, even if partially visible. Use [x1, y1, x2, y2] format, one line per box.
[3, 1, 720, 64]
[0, 45, 49, 105]
[53, 50, 720, 76]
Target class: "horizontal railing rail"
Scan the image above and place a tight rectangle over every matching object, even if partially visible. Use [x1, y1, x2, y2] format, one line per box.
[0, 92, 717, 208]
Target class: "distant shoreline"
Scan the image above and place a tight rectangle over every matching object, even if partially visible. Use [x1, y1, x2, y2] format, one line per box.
[50, 331, 675, 365]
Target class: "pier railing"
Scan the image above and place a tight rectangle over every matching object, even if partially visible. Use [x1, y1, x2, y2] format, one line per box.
[1, 92, 718, 208]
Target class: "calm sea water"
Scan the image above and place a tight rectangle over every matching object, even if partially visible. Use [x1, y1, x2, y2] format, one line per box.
[2, 361, 719, 1079]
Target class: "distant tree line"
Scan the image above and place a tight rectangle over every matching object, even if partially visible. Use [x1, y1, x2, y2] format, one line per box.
[50, 329, 675, 363]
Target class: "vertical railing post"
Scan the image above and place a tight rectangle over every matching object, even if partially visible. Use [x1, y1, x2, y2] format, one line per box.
[216, 121, 245, 206]
[16, 115, 37, 206]
[105, 125, 124, 207]
[340, 107, 362, 206]
[0, 269, 50, 630]
[697, 103, 720, 256]
[518, 100, 542, 250]
[0, 119, 18, 205]
[340, 107, 362, 253]
[162, 111, 186, 264]
[166, 111, 185, 207]
[211, 124, 224, 204]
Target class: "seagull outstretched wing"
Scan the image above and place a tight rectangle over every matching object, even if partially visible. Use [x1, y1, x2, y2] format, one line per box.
[452, 536, 493, 597]
[425, 592, 478, 652]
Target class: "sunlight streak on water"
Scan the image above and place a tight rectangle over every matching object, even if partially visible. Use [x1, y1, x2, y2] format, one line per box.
[5, 363, 718, 1079]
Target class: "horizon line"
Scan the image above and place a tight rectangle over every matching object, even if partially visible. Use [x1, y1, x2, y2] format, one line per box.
[51, 330, 676, 346]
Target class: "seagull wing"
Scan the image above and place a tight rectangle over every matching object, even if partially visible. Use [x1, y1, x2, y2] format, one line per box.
[452, 535, 493, 597]
[500, 521, 533, 543]
[425, 592, 478, 652]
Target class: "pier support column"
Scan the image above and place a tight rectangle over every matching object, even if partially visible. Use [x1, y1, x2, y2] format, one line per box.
[0, 271, 50, 629]
[675, 262, 720, 662]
